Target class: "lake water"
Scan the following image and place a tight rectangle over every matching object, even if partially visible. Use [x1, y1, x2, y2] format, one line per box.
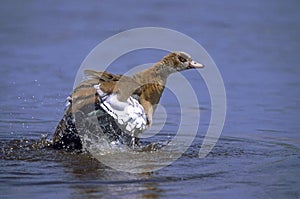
[1, 1, 299, 198]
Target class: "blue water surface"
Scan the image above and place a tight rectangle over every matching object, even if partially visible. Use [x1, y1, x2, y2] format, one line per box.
[0, 1, 299, 198]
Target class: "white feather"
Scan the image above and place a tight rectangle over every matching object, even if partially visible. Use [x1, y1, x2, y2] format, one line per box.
[94, 84, 147, 134]
[64, 96, 72, 109]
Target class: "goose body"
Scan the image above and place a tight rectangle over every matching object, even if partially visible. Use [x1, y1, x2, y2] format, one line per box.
[52, 51, 204, 150]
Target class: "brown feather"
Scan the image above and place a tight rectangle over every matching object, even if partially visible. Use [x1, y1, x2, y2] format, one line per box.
[84, 69, 142, 101]
[73, 52, 198, 124]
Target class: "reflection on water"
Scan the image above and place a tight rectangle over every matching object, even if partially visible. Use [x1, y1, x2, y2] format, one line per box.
[1, 0, 300, 198]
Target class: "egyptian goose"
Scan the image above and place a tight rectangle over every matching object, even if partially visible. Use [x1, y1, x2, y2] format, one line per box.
[52, 51, 204, 150]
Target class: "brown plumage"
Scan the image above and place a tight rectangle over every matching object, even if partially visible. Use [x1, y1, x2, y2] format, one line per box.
[52, 51, 204, 150]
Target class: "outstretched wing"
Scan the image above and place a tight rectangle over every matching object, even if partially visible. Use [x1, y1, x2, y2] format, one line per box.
[72, 69, 147, 132]
[84, 69, 142, 101]
[84, 70, 147, 133]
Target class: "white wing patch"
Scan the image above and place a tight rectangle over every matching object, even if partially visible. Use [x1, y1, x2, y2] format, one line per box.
[94, 84, 147, 134]
[64, 96, 72, 111]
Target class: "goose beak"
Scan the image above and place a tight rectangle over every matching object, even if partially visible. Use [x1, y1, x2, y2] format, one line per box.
[189, 60, 205, 69]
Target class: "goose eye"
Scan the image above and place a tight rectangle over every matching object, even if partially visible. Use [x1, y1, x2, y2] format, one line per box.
[178, 56, 187, 63]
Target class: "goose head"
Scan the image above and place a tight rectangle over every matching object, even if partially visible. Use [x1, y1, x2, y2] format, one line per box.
[160, 51, 204, 73]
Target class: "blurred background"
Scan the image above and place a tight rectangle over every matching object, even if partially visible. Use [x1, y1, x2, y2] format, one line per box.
[0, 1, 299, 198]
